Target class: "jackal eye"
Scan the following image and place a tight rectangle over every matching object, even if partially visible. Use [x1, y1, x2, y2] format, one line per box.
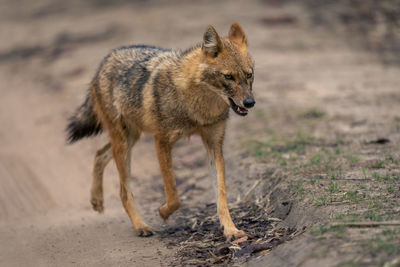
[224, 74, 234, 80]
[247, 73, 253, 79]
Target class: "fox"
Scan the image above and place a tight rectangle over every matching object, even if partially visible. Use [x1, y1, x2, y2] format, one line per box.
[66, 23, 255, 240]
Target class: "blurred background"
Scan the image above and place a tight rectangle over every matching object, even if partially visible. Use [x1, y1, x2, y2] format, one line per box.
[0, 0, 399, 266]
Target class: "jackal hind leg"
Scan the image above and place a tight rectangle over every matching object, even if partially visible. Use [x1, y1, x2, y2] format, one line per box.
[110, 127, 153, 237]
[91, 143, 112, 213]
[154, 136, 180, 220]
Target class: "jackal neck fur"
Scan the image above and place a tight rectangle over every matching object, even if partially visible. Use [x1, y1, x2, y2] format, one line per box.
[177, 47, 230, 125]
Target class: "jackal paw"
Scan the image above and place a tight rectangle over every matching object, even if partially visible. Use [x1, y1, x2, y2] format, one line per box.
[134, 224, 153, 237]
[159, 202, 180, 220]
[224, 227, 246, 241]
[90, 196, 104, 213]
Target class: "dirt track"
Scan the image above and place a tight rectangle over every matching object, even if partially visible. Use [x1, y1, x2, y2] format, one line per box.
[1, 0, 399, 266]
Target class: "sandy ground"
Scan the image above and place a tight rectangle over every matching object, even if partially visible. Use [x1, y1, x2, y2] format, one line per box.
[1, 0, 399, 266]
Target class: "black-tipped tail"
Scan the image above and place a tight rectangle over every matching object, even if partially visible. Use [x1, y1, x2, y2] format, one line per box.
[66, 94, 102, 143]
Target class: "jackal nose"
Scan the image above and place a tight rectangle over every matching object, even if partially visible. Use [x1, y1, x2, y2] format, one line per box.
[243, 98, 255, 108]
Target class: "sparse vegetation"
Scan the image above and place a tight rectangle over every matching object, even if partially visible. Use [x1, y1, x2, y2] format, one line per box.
[309, 224, 346, 238]
[369, 160, 386, 169]
[362, 229, 400, 259]
[291, 181, 305, 198]
[348, 156, 359, 164]
[300, 108, 325, 119]
[245, 121, 400, 265]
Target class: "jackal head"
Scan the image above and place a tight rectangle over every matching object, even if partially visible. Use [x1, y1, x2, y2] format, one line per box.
[201, 23, 255, 116]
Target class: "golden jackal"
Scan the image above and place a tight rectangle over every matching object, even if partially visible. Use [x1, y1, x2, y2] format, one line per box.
[67, 23, 255, 240]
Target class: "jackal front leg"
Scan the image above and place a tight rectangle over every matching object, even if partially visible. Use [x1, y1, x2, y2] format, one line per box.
[201, 124, 246, 241]
[154, 136, 180, 220]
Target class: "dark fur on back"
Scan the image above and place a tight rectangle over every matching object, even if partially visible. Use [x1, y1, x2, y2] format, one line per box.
[66, 45, 168, 143]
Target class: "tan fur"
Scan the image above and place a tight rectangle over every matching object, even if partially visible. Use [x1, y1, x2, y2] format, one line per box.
[67, 23, 255, 240]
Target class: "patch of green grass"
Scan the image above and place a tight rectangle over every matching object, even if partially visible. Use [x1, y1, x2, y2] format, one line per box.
[369, 160, 386, 169]
[304, 150, 344, 178]
[386, 185, 395, 194]
[327, 180, 340, 193]
[332, 211, 393, 223]
[367, 196, 386, 209]
[280, 132, 314, 153]
[361, 168, 368, 179]
[309, 224, 329, 235]
[332, 212, 345, 220]
[333, 225, 347, 238]
[348, 156, 359, 164]
[279, 158, 287, 166]
[385, 154, 399, 164]
[250, 140, 271, 161]
[362, 210, 384, 221]
[324, 162, 342, 177]
[372, 172, 388, 181]
[333, 213, 359, 222]
[336, 137, 345, 145]
[372, 172, 382, 181]
[364, 229, 400, 256]
[328, 172, 339, 180]
[310, 153, 323, 165]
[337, 259, 358, 267]
[309, 177, 321, 186]
[309, 224, 346, 238]
[291, 181, 305, 198]
[248, 132, 315, 162]
[335, 227, 400, 266]
[343, 190, 365, 203]
[300, 108, 325, 119]
[314, 196, 327, 206]
[372, 172, 399, 184]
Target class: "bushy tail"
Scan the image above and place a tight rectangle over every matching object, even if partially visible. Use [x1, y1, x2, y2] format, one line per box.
[66, 93, 102, 143]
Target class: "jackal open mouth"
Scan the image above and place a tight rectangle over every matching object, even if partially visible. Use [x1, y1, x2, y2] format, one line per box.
[229, 98, 248, 116]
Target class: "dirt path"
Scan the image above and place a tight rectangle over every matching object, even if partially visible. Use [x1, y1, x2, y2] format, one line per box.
[1, 1, 399, 266]
[0, 1, 269, 265]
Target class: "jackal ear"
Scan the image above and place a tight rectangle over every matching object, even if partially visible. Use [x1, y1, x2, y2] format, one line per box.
[202, 25, 222, 57]
[229, 23, 247, 50]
